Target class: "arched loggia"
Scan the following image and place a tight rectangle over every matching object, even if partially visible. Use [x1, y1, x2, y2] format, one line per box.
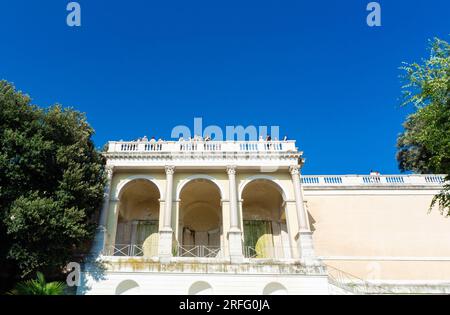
[178, 178, 223, 257]
[241, 179, 291, 259]
[114, 179, 161, 257]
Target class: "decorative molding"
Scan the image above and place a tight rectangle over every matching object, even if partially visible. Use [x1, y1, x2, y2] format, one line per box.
[105, 165, 115, 179]
[165, 165, 175, 175]
[319, 256, 450, 262]
[226, 165, 237, 176]
[289, 165, 300, 176]
[303, 189, 442, 196]
[105, 151, 302, 160]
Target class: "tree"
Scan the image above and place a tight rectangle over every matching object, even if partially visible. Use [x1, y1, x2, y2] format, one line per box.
[8, 272, 65, 295]
[397, 38, 450, 216]
[0, 80, 106, 286]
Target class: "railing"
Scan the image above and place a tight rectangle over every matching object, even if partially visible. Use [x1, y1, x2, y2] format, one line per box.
[243, 246, 292, 259]
[102, 244, 224, 259]
[103, 244, 145, 257]
[175, 245, 223, 258]
[326, 264, 394, 295]
[107, 140, 297, 153]
[301, 174, 446, 186]
[244, 246, 265, 259]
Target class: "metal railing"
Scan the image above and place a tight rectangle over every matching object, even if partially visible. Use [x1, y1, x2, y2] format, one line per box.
[103, 244, 144, 256]
[243, 246, 292, 259]
[102, 244, 224, 258]
[175, 245, 223, 258]
[244, 246, 262, 258]
[103, 244, 159, 257]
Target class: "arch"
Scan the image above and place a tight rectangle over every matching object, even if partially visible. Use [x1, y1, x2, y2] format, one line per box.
[115, 280, 140, 295]
[178, 178, 223, 256]
[241, 177, 291, 259]
[115, 178, 161, 221]
[176, 175, 224, 200]
[188, 281, 213, 295]
[263, 282, 288, 295]
[114, 177, 161, 257]
[239, 175, 289, 201]
[115, 175, 162, 200]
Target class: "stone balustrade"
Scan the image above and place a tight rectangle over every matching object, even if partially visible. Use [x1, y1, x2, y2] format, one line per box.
[301, 174, 446, 186]
[107, 140, 297, 153]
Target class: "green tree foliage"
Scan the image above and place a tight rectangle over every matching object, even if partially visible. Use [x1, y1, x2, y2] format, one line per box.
[397, 38, 450, 216]
[8, 272, 66, 295]
[0, 80, 106, 280]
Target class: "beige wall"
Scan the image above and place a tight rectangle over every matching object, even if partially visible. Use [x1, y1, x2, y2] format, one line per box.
[305, 190, 450, 281]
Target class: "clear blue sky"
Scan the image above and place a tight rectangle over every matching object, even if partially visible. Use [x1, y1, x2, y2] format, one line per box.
[1, 1, 449, 174]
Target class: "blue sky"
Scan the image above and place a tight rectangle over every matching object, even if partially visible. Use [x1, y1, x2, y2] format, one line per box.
[1, 1, 449, 174]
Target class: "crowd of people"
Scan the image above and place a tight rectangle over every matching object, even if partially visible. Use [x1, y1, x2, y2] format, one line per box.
[127, 134, 289, 151]
[178, 134, 213, 142]
[258, 135, 288, 141]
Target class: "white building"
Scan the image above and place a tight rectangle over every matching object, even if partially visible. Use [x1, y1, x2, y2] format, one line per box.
[77, 139, 450, 295]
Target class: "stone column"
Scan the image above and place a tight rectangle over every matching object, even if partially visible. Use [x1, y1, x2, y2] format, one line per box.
[220, 199, 229, 256]
[77, 165, 115, 295]
[107, 199, 119, 248]
[159, 165, 175, 262]
[91, 165, 114, 256]
[227, 165, 244, 263]
[290, 165, 318, 265]
[99, 166, 114, 228]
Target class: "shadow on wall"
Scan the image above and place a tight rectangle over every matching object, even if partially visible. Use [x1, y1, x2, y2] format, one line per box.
[188, 281, 214, 295]
[263, 282, 288, 295]
[308, 212, 316, 232]
[110, 279, 290, 295]
[76, 256, 107, 295]
[116, 279, 140, 295]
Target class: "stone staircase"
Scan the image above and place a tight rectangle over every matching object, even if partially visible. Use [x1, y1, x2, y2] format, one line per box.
[325, 264, 393, 295]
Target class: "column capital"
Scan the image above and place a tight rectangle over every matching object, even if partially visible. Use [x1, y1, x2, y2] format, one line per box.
[299, 157, 305, 167]
[105, 165, 114, 178]
[289, 165, 301, 176]
[165, 165, 176, 175]
[226, 165, 237, 176]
